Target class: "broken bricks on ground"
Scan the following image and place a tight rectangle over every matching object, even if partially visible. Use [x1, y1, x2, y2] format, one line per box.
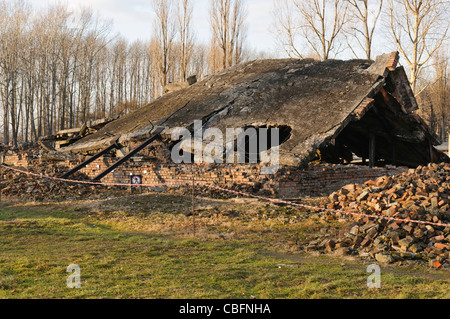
[306, 162, 449, 268]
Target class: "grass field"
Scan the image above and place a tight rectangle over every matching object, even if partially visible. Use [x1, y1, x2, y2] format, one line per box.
[0, 192, 448, 299]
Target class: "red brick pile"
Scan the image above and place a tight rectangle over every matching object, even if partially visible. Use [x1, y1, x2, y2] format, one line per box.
[308, 163, 450, 268]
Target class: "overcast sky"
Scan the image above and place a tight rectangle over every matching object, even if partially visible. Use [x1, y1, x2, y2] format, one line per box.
[28, 0, 279, 55]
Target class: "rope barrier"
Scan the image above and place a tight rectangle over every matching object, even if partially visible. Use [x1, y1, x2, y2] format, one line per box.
[203, 184, 450, 228]
[1, 163, 449, 228]
[0, 164, 191, 188]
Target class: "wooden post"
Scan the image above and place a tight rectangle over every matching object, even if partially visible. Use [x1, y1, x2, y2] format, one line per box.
[369, 134, 376, 168]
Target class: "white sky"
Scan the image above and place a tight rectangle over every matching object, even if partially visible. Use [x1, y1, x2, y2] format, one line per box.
[28, 0, 279, 55]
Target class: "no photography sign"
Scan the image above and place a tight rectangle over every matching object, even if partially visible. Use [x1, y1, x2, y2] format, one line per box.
[130, 175, 142, 185]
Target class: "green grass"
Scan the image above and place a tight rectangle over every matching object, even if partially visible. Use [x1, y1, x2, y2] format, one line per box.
[0, 196, 448, 299]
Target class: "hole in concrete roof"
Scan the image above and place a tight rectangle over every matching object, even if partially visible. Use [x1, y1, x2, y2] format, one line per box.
[239, 125, 292, 163]
[168, 125, 292, 165]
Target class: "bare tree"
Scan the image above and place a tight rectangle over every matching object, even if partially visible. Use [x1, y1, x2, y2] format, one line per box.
[177, 0, 195, 81]
[190, 43, 209, 79]
[346, 0, 383, 59]
[387, 0, 449, 93]
[417, 49, 449, 139]
[152, 0, 176, 89]
[210, 0, 247, 71]
[0, 0, 12, 145]
[432, 50, 449, 140]
[0, 0, 31, 147]
[273, 0, 349, 61]
[298, 0, 349, 60]
[272, 0, 305, 59]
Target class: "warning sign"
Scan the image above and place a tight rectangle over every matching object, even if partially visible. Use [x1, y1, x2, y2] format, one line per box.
[130, 175, 142, 185]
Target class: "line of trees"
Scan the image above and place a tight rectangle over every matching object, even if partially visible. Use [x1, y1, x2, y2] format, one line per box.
[0, 0, 261, 147]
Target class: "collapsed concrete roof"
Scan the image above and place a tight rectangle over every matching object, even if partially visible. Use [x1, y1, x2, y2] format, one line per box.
[61, 51, 449, 167]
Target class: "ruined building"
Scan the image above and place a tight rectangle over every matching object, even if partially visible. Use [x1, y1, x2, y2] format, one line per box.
[5, 52, 449, 197]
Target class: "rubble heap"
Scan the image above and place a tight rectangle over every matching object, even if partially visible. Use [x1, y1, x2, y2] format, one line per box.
[307, 163, 450, 268]
[0, 164, 124, 201]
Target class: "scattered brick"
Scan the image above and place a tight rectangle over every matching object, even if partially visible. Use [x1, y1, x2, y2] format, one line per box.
[309, 163, 450, 266]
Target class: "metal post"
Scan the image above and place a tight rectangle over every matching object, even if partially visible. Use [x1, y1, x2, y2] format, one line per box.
[130, 176, 133, 194]
[0, 163, 2, 203]
[192, 173, 196, 237]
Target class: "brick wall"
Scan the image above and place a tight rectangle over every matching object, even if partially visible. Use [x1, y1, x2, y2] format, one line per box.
[272, 164, 407, 197]
[65, 158, 407, 197]
[2, 152, 407, 197]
